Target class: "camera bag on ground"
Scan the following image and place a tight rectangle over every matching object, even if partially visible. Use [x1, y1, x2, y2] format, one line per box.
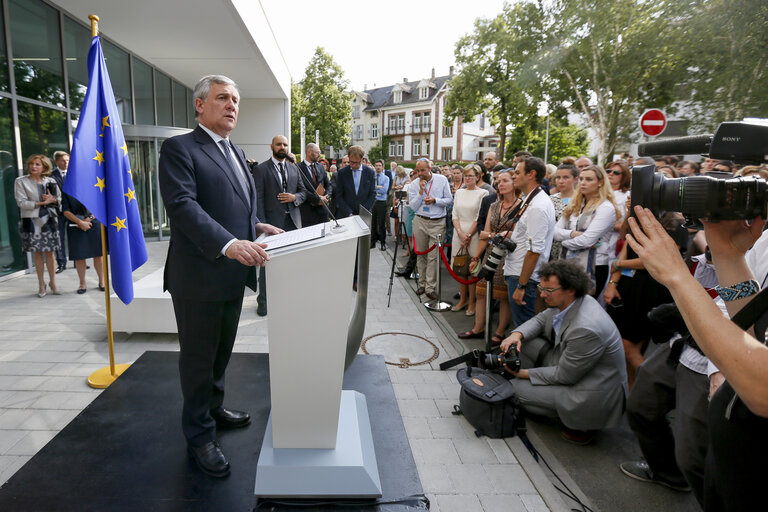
[453, 366, 526, 439]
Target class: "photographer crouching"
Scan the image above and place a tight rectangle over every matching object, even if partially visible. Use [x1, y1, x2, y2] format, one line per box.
[626, 205, 767, 511]
[499, 259, 628, 445]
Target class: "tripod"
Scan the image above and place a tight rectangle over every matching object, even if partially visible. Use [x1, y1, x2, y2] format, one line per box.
[387, 199, 407, 307]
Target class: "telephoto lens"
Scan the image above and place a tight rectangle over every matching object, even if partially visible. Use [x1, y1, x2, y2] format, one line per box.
[631, 165, 768, 221]
[483, 347, 522, 372]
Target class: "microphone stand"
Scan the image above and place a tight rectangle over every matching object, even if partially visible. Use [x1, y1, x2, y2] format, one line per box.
[297, 161, 346, 233]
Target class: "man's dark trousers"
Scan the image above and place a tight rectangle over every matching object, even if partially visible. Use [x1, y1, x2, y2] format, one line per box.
[627, 342, 708, 505]
[173, 294, 244, 446]
[371, 199, 387, 246]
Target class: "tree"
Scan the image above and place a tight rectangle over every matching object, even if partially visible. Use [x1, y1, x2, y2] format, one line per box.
[291, 47, 352, 155]
[444, 2, 546, 161]
[540, 0, 686, 164]
[508, 116, 589, 164]
[367, 135, 391, 164]
[680, 0, 768, 132]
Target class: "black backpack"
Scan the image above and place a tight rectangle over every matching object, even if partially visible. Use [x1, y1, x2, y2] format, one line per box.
[453, 366, 526, 439]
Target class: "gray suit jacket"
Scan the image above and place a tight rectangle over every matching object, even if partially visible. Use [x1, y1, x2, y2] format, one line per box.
[515, 295, 627, 430]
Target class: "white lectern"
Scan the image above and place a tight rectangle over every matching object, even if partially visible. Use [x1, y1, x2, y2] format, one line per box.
[254, 213, 381, 498]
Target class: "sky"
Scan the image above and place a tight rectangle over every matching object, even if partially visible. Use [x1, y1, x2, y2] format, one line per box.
[260, 0, 507, 91]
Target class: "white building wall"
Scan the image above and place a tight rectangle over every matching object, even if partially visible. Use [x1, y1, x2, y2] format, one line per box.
[233, 97, 290, 161]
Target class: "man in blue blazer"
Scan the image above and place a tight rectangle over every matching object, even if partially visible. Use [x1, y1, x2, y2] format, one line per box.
[334, 145, 376, 218]
[159, 75, 282, 478]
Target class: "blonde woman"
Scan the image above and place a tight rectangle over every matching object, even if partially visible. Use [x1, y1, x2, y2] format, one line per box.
[553, 165, 620, 296]
[450, 164, 488, 314]
[14, 155, 62, 297]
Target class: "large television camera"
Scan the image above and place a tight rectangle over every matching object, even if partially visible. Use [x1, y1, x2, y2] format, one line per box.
[632, 121, 768, 222]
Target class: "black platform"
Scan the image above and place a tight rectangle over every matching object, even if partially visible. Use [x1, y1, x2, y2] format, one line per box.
[0, 352, 426, 511]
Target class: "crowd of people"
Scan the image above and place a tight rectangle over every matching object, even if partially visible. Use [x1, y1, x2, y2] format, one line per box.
[379, 149, 766, 509]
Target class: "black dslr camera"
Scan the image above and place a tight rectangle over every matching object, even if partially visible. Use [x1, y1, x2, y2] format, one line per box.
[634, 121, 768, 223]
[481, 346, 522, 373]
[476, 235, 517, 280]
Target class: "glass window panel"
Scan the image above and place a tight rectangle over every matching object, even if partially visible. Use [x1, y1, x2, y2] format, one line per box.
[0, 98, 22, 274]
[0, 8, 9, 92]
[173, 81, 187, 128]
[9, 0, 65, 106]
[188, 88, 196, 128]
[17, 101, 68, 163]
[126, 139, 160, 236]
[63, 16, 89, 112]
[154, 71, 172, 126]
[102, 41, 133, 124]
[133, 57, 154, 125]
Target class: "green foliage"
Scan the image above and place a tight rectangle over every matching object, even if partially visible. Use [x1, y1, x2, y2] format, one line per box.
[539, 0, 687, 164]
[679, 0, 768, 132]
[508, 116, 589, 164]
[291, 47, 352, 155]
[444, 1, 545, 161]
[367, 135, 391, 164]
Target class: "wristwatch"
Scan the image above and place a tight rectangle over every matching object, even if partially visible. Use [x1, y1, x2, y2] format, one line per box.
[516, 281, 527, 290]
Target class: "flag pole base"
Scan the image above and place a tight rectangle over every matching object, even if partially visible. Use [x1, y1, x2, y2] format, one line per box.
[87, 364, 131, 389]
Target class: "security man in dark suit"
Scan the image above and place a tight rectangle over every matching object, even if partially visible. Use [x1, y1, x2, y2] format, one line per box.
[297, 142, 331, 227]
[159, 75, 282, 478]
[252, 135, 307, 316]
[51, 151, 69, 272]
[334, 145, 376, 218]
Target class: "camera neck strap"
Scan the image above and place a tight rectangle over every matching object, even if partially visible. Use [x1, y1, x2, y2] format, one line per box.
[495, 186, 542, 240]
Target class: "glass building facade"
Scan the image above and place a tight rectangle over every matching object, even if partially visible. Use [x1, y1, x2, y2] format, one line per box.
[0, 0, 195, 278]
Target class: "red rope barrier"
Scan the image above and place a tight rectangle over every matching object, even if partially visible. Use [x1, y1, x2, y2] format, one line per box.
[439, 245, 481, 285]
[411, 235, 436, 255]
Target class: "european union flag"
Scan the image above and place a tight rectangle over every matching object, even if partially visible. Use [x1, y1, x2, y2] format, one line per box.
[64, 36, 147, 304]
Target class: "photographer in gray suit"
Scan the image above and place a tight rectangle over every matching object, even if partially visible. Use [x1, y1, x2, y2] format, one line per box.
[501, 259, 627, 445]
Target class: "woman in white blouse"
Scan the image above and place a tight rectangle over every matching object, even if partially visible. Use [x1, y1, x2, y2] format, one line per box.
[450, 164, 488, 314]
[553, 165, 620, 296]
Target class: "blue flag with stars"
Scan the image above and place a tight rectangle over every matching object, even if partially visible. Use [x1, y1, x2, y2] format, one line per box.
[64, 36, 147, 304]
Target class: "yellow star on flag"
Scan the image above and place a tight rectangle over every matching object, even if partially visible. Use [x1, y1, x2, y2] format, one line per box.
[94, 176, 106, 192]
[124, 188, 136, 203]
[120, 142, 128, 156]
[93, 150, 105, 166]
[127, 169, 133, 179]
[102, 116, 110, 130]
[111, 216, 127, 232]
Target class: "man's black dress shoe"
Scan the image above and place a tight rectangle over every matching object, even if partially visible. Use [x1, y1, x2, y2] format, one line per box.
[55, 265, 64, 274]
[210, 407, 251, 429]
[416, 286, 425, 295]
[188, 440, 230, 477]
[425, 291, 437, 300]
[256, 303, 267, 317]
[379, 242, 386, 251]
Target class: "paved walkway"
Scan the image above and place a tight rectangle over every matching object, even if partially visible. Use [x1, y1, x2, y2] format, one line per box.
[0, 240, 562, 512]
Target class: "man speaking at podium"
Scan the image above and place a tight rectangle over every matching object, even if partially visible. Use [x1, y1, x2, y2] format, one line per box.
[159, 75, 282, 478]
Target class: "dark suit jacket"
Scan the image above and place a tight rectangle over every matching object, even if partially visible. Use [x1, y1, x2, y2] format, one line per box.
[253, 159, 307, 230]
[334, 164, 376, 218]
[159, 126, 259, 301]
[297, 161, 331, 226]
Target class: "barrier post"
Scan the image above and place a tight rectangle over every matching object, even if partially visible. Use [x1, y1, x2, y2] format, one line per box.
[424, 233, 452, 311]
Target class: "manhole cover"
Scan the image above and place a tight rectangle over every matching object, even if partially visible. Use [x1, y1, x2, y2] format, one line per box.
[361, 332, 440, 368]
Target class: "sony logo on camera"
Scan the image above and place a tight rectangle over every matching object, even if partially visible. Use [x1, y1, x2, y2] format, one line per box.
[722, 137, 741, 142]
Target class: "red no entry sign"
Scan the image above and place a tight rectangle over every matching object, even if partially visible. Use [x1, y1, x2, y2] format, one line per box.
[639, 109, 667, 137]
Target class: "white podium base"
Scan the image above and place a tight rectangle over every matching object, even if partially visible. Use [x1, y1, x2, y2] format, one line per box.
[254, 390, 382, 498]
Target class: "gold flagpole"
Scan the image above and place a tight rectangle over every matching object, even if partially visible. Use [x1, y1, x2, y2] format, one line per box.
[87, 14, 130, 389]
